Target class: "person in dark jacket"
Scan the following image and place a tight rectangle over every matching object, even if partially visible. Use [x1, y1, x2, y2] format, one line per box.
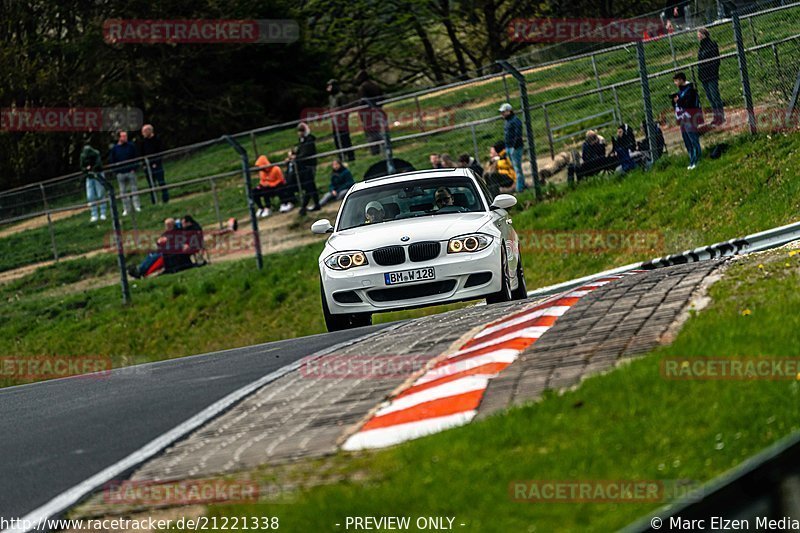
[499, 103, 526, 192]
[457, 153, 484, 178]
[80, 142, 107, 222]
[697, 28, 725, 125]
[327, 79, 355, 162]
[673, 72, 704, 169]
[567, 130, 615, 184]
[139, 124, 169, 203]
[109, 130, 141, 215]
[637, 121, 667, 160]
[612, 125, 637, 174]
[295, 122, 320, 215]
[356, 70, 386, 155]
[319, 159, 355, 206]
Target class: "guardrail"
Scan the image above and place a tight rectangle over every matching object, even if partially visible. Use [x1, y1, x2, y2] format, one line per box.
[526, 218, 800, 298]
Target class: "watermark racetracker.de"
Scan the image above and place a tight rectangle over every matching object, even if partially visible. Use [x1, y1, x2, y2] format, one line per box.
[103, 478, 259, 506]
[0, 356, 112, 380]
[509, 17, 667, 43]
[103, 19, 299, 44]
[509, 479, 702, 503]
[517, 230, 665, 255]
[661, 357, 800, 380]
[0, 107, 142, 132]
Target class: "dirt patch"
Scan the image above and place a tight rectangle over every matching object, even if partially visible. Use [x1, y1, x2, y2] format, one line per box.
[0, 207, 88, 239]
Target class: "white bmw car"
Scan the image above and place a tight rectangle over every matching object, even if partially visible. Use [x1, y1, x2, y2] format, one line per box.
[311, 168, 527, 331]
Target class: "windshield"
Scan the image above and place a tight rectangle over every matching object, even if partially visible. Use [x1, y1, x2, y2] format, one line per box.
[337, 177, 486, 231]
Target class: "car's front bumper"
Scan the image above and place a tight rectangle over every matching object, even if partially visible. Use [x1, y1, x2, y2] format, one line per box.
[320, 244, 503, 315]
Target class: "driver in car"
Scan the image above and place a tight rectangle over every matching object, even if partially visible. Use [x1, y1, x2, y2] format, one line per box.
[434, 187, 454, 210]
[365, 201, 385, 224]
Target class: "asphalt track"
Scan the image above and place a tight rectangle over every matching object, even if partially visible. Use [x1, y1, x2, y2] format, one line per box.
[0, 324, 392, 523]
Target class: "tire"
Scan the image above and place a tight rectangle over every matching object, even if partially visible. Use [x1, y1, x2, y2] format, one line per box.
[510, 253, 528, 300]
[321, 283, 372, 332]
[486, 244, 513, 305]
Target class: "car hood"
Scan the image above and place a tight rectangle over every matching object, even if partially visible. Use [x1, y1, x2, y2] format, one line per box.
[328, 212, 494, 252]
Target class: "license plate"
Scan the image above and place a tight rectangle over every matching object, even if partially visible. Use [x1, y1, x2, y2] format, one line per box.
[384, 267, 435, 285]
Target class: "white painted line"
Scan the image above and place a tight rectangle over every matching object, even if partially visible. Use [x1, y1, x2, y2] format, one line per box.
[473, 306, 570, 339]
[454, 326, 548, 354]
[342, 411, 476, 450]
[2, 327, 394, 533]
[419, 349, 519, 385]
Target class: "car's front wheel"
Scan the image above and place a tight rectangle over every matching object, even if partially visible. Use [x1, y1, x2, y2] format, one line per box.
[486, 245, 513, 305]
[511, 253, 527, 300]
[321, 284, 372, 332]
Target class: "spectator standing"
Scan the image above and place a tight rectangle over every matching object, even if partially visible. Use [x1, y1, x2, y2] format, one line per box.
[252, 154, 288, 218]
[109, 130, 141, 215]
[295, 122, 320, 215]
[80, 141, 107, 222]
[672, 72, 704, 169]
[139, 124, 169, 203]
[320, 159, 355, 206]
[499, 103, 526, 192]
[356, 70, 386, 155]
[327, 79, 355, 161]
[697, 28, 725, 125]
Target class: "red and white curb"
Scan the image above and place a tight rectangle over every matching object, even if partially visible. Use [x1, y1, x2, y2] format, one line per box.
[342, 272, 644, 450]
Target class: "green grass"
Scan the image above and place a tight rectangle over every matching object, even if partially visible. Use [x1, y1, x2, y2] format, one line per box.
[199, 246, 800, 533]
[1, 132, 799, 388]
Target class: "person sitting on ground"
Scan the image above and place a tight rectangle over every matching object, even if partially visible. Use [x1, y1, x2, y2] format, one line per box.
[611, 124, 639, 174]
[483, 142, 516, 198]
[320, 159, 355, 207]
[637, 121, 666, 160]
[439, 153, 455, 168]
[457, 153, 484, 178]
[365, 201, 385, 224]
[252, 154, 288, 218]
[128, 218, 178, 278]
[567, 130, 614, 184]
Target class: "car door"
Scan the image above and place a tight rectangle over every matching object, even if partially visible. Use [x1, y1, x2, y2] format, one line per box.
[477, 178, 519, 281]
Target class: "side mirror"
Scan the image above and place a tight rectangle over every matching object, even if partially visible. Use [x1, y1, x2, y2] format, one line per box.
[491, 194, 517, 210]
[311, 219, 334, 234]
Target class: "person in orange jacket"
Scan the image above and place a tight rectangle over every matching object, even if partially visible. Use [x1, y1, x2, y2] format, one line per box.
[253, 154, 289, 218]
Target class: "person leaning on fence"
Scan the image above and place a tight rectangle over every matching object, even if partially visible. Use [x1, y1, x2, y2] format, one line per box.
[637, 120, 667, 160]
[80, 141, 107, 223]
[252, 154, 288, 218]
[295, 122, 321, 215]
[327, 79, 355, 162]
[499, 103, 526, 193]
[697, 28, 725, 125]
[320, 159, 355, 207]
[483, 142, 516, 198]
[672, 72, 704, 170]
[109, 130, 141, 216]
[139, 124, 169, 203]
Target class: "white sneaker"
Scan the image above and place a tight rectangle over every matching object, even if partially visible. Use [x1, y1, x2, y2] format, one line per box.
[256, 208, 264, 218]
[135, 206, 142, 213]
[90, 215, 99, 223]
[260, 208, 271, 218]
[100, 214, 107, 221]
[122, 210, 128, 216]
[688, 165, 696, 170]
[279, 202, 294, 213]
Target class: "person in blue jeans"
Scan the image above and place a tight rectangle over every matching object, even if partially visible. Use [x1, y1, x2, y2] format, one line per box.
[499, 103, 526, 192]
[672, 72, 704, 170]
[79, 142, 107, 222]
[697, 28, 725, 125]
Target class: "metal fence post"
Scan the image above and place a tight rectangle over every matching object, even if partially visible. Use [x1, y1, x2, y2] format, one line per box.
[498, 60, 541, 200]
[542, 104, 555, 160]
[470, 124, 480, 163]
[787, 65, 800, 123]
[414, 95, 426, 132]
[612, 85, 623, 124]
[250, 131, 259, 159]
[591, 54, 605, 104]
[143, 157, 157, 205]
[732, 11, 757, 134]
[501, 73, 511, 103]
[636, 40, 660, 164]
[39, 183, 58, 261]
[223, 135, 263, 270]
[95, 173, 130, 304]
[210, 178, 223, 229]
[370, 101, 395, 175]
[667, 33, 679, 70]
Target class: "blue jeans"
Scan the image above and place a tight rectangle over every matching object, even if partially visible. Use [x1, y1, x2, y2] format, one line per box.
[681, 130, 702, 166]
[701, 79, 725, 123]
[85, 174, 107, 219]
[507, 146, 526, 192]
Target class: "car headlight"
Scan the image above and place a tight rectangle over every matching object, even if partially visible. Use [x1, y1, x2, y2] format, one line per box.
[324, 251, 369, 270]
[447, 234, 493, 254]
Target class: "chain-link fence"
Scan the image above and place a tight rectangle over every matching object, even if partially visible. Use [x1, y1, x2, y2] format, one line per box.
[1, 1, 799, 302]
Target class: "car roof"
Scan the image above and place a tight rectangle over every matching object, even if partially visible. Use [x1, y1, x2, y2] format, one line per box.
[352, 167, 475, 191]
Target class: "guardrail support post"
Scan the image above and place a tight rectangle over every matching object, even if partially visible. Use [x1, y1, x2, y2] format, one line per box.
[39, 183, 58, 261]
[210, 178, 223, 229]
[636, 40, 660, 165]
[95, 173, 130, 304]
[143, 156, 157, 205]
[591, 54, 604, 104]
[788, 65, 800, 123]
[470, 124, 480, 163]
[223, 135, 263, 270]
[732, 11, 757, 134]
[542, 104, 555, 160]
[498, 60, 541, 200]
